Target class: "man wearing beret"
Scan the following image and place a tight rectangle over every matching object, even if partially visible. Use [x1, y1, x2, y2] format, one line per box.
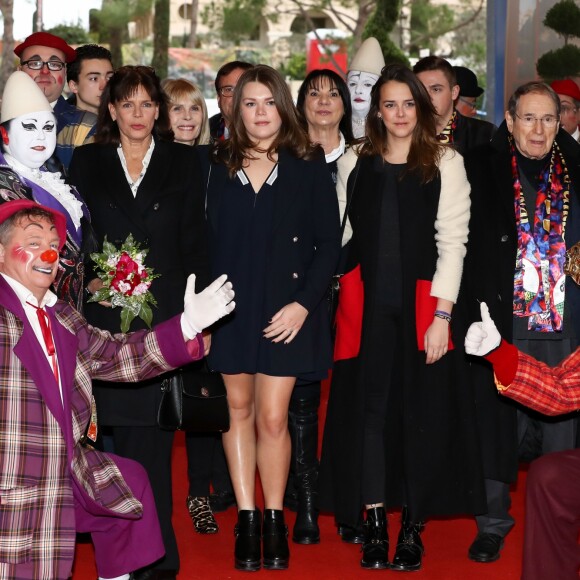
[550, 79, 580, 142]
[0, 199, 234, 580]
[15, 31, 97, 172]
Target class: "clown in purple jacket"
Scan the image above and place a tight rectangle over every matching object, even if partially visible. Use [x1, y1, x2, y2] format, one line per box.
[0, 199, 234, 580]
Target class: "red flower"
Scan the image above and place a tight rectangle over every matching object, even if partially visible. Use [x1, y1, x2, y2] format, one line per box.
[116, 252, 138, 276]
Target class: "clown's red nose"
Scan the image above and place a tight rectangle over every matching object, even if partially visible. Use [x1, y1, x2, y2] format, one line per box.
[40, 249, 58, 263]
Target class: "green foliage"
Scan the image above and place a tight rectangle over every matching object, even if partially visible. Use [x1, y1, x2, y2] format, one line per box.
[364, 0, 409, 66]
[202, 0, 265, 44]
[537, 44, 580, 81]
[450, 0, 487, 78]
[46, 23, 90, 45]
[92, 0, 153, 67]
[279, 52, 306, 79]
[543, 0, 580, 45]
[409, 0, 454, 56]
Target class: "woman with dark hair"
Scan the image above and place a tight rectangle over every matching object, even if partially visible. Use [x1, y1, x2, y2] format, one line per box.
[319, 64, 478, 572]
[69, 65, 208, 580]
[203, 64, 340, 571]
[296, 68, 354, 164]
[278, 69, 354, 546]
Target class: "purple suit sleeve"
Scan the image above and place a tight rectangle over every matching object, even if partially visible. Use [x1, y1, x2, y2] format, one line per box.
[153, 315, 204, 367]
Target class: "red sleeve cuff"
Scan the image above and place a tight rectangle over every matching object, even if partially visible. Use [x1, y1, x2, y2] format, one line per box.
[485, 339, 519, 386]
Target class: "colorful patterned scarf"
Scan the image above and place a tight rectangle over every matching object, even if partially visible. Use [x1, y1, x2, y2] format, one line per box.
[437, 110, 458, 144]
[512, 138, 570, 332]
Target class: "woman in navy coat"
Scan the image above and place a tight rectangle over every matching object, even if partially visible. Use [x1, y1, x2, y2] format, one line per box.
[204, 65, 340, 571]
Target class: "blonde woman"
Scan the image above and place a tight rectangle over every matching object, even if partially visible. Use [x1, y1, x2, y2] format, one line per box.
[162, 77, 237, 536]
[162, 78, 210, 146]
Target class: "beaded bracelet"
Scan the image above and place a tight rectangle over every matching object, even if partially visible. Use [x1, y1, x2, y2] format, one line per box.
[434, 310, 452, 323]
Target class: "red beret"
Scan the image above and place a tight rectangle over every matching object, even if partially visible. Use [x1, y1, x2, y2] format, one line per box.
[0, 200, 67, 251]
[14, 32, 76, 63]
[550, 79, 580, 102]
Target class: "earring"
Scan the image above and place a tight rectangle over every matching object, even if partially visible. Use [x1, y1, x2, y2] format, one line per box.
[377, 113, 382, 119]
[0, 126, 9, 145]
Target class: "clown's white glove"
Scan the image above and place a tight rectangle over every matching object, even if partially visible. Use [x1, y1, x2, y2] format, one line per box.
[464, 302, 501, 356]
[182, 274, 235, 337]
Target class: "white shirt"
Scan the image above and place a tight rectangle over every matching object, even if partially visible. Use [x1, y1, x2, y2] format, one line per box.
[1, 274, 62, 403]
[117, 138, 155, 197]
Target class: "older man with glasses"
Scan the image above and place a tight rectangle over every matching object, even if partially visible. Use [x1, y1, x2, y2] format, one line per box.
[209, 60, 254, 141]
[15, 32, 97, 173]
[462, 80, 580, 565]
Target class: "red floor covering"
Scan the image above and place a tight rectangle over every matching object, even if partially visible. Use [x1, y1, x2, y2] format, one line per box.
[72, 428, 525, 580]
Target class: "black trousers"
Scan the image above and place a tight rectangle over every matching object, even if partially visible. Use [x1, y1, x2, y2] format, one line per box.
[360, 305, 402, 505]
[111, 426, 178, 572]
[185, 432, 232, 496]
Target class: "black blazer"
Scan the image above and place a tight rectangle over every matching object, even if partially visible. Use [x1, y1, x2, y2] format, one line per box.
[453, 111, 496, 156]
[68, 140, 208, 425]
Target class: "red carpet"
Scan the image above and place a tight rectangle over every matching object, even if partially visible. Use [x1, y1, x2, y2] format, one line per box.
[73, 377, 525, 579]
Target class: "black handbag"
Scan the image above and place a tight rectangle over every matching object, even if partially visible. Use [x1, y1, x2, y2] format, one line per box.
[157, 369, 230, 432]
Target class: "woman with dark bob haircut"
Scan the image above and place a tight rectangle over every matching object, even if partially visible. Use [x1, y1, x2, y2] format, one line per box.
[278, 69, 354, 546]
[69, 65, 209, 579]
[201, 64, 340, 571]
[319, 63, 480, 572]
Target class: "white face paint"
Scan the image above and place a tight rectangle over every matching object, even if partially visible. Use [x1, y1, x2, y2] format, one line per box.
[347, 70, 379, 118]
[5, 110, 57, 169]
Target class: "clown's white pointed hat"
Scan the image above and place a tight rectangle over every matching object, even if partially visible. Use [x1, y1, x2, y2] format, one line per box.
[349, 37, 385, 76]
[1, 71, 52, 124]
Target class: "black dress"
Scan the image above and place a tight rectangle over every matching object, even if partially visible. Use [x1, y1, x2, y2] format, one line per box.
[209, 166, 283, 375]
[205, 150, 341, 381]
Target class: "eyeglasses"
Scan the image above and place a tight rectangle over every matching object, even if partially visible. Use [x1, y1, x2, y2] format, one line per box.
[21, 59, 65, 71]
[458, 96, 477, 110]
[218, 85, 235, 97]
[561, 105, 578, 115]
[514, 113, 559, 128]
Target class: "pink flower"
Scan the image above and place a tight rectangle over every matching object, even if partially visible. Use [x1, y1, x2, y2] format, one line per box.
[133, 282, 149, 296]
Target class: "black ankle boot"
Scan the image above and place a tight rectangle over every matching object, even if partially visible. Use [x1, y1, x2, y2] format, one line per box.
[262, 509, 289, 570]
[289, 390, 321, 544]
[360, 506, 389, 569]
[391, 506, 424, 571]
[234, 509, 261, 571]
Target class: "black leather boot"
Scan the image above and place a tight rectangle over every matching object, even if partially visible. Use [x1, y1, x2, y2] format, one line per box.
[360, 506, 389, 569]
[234, 509, 261, 571]
[289, 389, 321, 544]
[391, 506, 425, 571]
[262, 509, 289, 570]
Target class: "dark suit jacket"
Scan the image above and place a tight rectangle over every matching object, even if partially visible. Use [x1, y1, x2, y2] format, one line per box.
[68, 139, 208, 425]
[453, 111, 496, 156]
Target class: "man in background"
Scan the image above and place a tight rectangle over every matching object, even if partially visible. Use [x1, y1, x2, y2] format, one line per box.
[453, 65, 484, 118]
[15, 31, 96, 172]
[67, 44, 114, 115]
[209, 60, 254, 141]
[414, 56, 495, 155]
[550, 79, 580, 142]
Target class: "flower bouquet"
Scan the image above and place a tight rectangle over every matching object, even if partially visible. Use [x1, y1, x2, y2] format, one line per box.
[89, 234, 160, 332]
